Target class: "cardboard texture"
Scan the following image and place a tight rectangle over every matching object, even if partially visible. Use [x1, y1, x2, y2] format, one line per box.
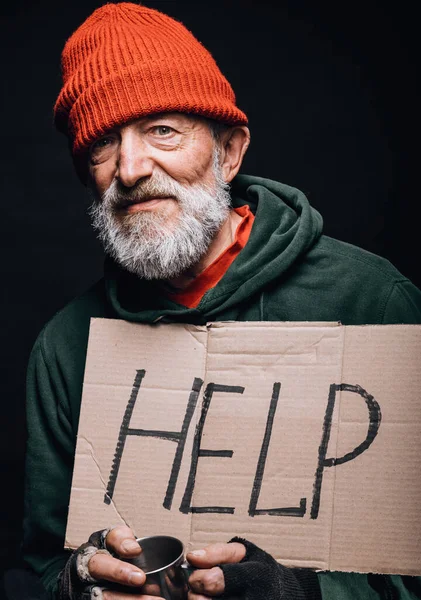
[66, 319, 421, 575]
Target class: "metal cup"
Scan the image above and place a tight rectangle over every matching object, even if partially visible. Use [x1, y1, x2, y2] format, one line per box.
[127, 535, 190, 600]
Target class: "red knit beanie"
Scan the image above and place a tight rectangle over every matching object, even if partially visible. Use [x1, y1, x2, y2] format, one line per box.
[54, 2, 248, 157]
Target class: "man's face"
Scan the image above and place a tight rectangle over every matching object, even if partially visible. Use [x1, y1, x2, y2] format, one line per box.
[88, 113, 231, 280]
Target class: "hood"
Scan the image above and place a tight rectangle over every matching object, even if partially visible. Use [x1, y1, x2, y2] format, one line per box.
[104, 174, 323, 324]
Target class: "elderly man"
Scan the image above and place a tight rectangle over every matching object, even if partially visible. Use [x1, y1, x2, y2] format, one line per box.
[22, 3, 421, 600]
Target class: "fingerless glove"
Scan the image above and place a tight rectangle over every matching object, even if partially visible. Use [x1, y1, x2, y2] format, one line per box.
[221, 537, 321, 600]
[57, 529, 110, 600]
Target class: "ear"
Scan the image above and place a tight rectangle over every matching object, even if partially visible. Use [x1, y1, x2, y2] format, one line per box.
[220, 126, 250, 183]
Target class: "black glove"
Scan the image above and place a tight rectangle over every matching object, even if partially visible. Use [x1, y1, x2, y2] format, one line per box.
[57, 529, 111, 600]
[220, 537, 321, 600]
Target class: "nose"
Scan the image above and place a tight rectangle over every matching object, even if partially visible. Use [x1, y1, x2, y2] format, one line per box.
[116, 128, 154, 188]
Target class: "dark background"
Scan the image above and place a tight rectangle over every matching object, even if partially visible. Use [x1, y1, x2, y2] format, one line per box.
[0, 0, 419, 597]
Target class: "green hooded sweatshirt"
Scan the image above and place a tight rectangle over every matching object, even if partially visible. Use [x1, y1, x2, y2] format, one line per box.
[23, 175, 421, 599]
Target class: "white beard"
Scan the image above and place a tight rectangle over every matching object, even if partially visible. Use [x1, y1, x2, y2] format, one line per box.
[88, 149, 231, 280]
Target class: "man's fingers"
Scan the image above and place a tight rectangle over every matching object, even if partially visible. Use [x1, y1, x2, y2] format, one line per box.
[88, 552, 145, 587]
[186, 542, 246, 597]
[187, 542, 246, 568]
[106, 525, 141, 557]
[188, 566, 225, 596]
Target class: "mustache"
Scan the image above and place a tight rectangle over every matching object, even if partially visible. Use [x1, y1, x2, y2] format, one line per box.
[101, 173, 182, 210]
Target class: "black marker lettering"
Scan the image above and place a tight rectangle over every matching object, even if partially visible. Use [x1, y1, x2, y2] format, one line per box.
[104, 369, 145, 505]
[311, 383, 382, 519]
[180, 383, 244, 514]
[249, 382, 306, 517]
[104, 372, 203, 508]
[163, 377, 203, 509]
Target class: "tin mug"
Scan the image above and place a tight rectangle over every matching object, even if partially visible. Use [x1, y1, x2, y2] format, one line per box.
[126, 535, 191, 600]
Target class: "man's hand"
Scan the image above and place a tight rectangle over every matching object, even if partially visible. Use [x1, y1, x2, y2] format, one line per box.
[59, 525, 165, 600]
[187, 537, 322, 600]
[186, 542, 246, 599]
[90, 525, 167, 599]
[88, 525, 153, 598]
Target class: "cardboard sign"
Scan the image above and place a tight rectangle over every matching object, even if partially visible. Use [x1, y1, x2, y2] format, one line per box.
[66, 319, 421, 575]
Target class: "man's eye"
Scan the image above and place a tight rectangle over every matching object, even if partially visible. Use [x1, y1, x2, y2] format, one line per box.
[89, 136, 117, 163]
[153, 125, 174, 136]
[91, 137, 113, 153]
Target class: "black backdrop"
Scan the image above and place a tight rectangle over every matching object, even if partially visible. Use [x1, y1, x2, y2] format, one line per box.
[0, 0, 419, 594]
